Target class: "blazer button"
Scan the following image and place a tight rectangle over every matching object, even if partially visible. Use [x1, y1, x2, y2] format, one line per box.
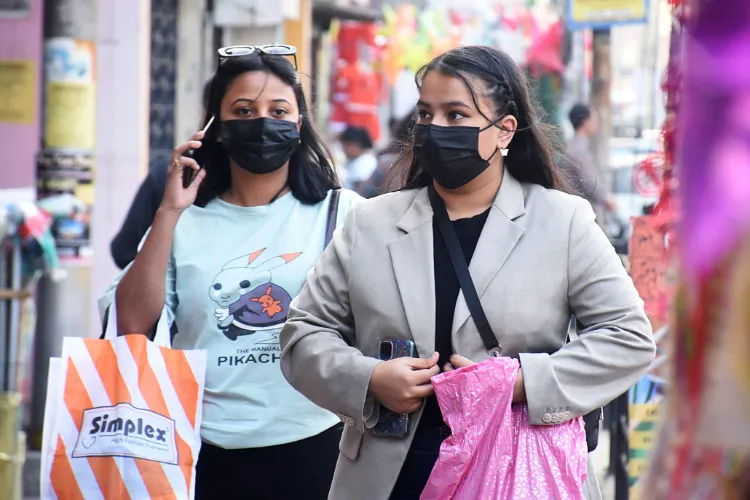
[336, 413, 355, 427]
[542, 413, 552, 423]
[563, 411, 572, 420]
[551, 413, 560, 423]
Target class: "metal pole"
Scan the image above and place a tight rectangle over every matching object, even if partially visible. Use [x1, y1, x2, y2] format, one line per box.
[591, 28, 612, 170]
[38, 0, 96, 239]
[29, 0, 96, 450]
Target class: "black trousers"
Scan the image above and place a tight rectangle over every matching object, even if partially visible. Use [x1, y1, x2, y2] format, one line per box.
[195, 425, 342, 500]
[390, 425, 449, 499]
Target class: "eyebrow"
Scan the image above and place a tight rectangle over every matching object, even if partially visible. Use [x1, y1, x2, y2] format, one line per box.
[417, 99, 471, 109]
[232, 98, 254, 105]
[231, 98, 292, 105]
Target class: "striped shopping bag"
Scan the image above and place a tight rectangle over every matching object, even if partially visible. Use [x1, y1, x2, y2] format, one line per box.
[40, 334, 206, 499]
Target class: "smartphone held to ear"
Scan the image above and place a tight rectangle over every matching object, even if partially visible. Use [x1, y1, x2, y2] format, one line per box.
[373, 339, 416, 439]
[182, 116, 215, 189]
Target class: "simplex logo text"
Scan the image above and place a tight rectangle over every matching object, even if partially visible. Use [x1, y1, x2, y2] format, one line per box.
[72, 403, 179, 465]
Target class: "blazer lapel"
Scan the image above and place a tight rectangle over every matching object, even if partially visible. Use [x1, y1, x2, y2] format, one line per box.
[388, 189, 436, 358]
[452, 174, 527, 336]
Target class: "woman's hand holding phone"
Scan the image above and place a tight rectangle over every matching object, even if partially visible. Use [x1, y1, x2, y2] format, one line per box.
[369, 352, 440, 414]
[161, 130, 207, 214]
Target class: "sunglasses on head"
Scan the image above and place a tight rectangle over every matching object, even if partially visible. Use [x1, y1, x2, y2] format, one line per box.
[217, 44, 298, 71]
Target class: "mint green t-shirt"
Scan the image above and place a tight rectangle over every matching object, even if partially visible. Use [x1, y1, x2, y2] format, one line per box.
[100, 189, 361, 449]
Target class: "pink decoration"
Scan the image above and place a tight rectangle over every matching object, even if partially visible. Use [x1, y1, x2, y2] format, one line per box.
[526, 21, 565, 75]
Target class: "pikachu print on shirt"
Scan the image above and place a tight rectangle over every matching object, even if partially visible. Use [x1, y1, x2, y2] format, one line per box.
[209, 247, 302, 367]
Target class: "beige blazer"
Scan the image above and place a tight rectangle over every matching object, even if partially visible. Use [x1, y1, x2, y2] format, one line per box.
[280, 174, 655, 500]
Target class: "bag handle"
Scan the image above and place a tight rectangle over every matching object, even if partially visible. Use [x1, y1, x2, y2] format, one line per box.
[100, 301, 172, 348]
[428, 186, 502, 357]
[325, 189, 341, 247]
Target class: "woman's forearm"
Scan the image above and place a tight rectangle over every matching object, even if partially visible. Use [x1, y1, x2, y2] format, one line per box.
[114, 208, 180, 335]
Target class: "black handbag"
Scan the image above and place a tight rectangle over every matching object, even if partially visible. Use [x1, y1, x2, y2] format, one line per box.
[428, 186, 601, 452]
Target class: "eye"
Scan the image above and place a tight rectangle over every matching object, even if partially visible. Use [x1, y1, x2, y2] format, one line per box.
[213, 283, 222, 290]
[417, 109, 432, 120]
[272, 108, 289, 118]
[237, 107, 253, 116]
[240, 280, 251, 289]
[448, 111, 466, 121]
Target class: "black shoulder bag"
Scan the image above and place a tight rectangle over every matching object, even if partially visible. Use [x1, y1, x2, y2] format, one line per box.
[428, 186, 600, 452]
[325, 189, 341, 247]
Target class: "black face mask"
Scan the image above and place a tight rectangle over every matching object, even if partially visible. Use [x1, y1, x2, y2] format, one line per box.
[414, 124, 498, 189]
[221, 118, 301, 174]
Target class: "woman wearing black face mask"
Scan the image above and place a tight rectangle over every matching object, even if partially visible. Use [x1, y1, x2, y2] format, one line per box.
[99, 48, 362, 499]
[279, 46, 654, 500]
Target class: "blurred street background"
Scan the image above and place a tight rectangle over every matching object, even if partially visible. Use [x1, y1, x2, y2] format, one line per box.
[1, 0, 673, 498]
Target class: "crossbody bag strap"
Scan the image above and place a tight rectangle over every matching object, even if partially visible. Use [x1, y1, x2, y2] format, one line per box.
[428, 186, 502, 356]
[325, 189, 341, 247]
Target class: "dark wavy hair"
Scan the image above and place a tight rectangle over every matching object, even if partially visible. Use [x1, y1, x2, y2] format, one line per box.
[390, 46, 565, 191]
[193, 54, 339, 207]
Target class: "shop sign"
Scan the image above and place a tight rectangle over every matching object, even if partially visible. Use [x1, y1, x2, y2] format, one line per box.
[567, 0, 648, 29]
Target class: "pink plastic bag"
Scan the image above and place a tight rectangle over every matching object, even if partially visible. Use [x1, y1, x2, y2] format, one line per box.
[421, 357, 588, 500]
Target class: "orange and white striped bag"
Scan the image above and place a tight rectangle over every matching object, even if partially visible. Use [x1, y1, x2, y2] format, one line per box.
[40, 306, 206, 499]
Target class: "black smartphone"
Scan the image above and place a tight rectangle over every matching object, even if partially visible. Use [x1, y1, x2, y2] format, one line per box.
[373, 339, 416, 439]
[182, 115, 215, 189]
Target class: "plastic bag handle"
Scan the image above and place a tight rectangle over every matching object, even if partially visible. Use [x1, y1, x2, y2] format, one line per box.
[101, 300, 171, 348]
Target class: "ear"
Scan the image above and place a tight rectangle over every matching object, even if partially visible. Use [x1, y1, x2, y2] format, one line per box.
[251, 253, 302, 273]
[495, 115, 517, 151]
[222, 249, 264, 271]
[246, 248, 266, 267]
[297, 115, 303, 132]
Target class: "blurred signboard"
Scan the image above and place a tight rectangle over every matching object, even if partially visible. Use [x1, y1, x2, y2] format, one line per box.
[628, 376, 662, 500]
[566, 0, 648, 29]
[0, 60, 35, 124]
[43, 38, 96, 151]
[214, 0, 283, 27]
[0, 0, 30, 18]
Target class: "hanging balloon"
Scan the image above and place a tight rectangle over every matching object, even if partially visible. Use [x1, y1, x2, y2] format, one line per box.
[403, 36, 432, 73]
[429, 32, 461, 60]
[381, 41, 405, 87]
[448, 8, 465, 26]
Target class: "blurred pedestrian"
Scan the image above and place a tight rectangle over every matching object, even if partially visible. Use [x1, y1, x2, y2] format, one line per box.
[279, 45, 654, 500]
[360, 114, 414, 198]
[110, 81, 213, 270]
[100, 46, 361, 500]
[559, 103, 618, 223]
[340, 125, 378, 196]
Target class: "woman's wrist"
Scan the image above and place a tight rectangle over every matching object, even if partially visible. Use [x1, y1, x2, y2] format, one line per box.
[156, 206, 183, 224]
[512, 367, 527, 403]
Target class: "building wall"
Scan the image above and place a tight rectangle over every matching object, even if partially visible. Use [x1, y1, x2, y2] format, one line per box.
[175, 0, 211, 143]
[90, 0, 152, 336]
[0, 0, 43, 200]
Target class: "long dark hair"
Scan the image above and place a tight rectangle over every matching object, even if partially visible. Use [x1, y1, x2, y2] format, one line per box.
[193, 54, 338, 206]
[390, 46, 565, 191]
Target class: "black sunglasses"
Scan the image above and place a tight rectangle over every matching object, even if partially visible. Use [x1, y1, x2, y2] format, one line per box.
[217, 44, 298, 71]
